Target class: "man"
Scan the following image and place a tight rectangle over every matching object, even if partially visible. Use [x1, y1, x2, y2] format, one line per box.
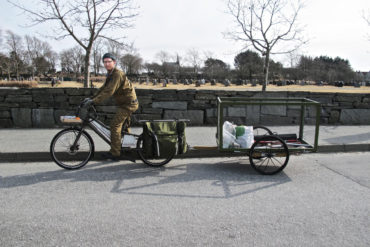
[84, 53, 139, 160]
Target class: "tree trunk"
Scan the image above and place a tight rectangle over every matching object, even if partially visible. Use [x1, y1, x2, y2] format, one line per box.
[262, 52, 270, 92]
[84, 49, 91, 88]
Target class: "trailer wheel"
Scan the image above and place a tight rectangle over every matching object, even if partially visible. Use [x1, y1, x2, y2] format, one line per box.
[249, 135, 289, 175]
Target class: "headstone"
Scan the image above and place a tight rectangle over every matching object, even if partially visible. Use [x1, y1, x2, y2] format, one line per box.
[211, 79, 216, 86]
[195, 80, 201, 87]
[201, 79, 205, 85]
[224, 79, 231, 87]
[354, 82, 361, 88]
[173, 79, 178, 85]
[153, 79, 158, 86]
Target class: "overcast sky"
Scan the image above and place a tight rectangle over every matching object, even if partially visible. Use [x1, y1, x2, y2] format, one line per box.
[1, 0, 369, 71]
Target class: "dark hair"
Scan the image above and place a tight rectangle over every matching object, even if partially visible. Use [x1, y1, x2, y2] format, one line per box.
[102, 53, 116, 61]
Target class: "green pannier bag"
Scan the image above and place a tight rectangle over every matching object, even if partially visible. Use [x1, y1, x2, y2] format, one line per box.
[142, 121, 188, 158]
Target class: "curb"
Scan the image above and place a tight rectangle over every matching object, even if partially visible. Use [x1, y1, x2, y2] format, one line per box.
[1, 144, 369, 163]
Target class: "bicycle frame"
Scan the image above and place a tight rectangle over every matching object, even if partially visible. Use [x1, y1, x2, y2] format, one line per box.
[70, 104, 141, 151]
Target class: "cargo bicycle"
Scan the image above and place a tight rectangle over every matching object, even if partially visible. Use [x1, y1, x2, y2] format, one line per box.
[50, 101, 188, 170]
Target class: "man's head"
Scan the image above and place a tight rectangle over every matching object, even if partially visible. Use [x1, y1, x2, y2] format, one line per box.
[102, 53, 116, 71]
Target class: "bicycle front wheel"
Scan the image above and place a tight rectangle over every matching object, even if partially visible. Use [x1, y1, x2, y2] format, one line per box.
[50, 128, 94, 170]
[136, 135, 174, 167]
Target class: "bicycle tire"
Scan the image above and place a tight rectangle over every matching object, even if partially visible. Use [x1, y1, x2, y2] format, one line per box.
[136, 135, 174, 167]
[249, 135, 289, 175]
[253, 125, 273, 139]
[50, 128, 94, 170]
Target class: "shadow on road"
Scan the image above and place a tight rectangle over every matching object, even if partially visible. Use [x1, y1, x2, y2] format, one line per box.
[0, 158, 291, 199]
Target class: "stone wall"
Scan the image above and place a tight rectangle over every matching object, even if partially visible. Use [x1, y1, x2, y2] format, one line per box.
[0, 88, 369, 128]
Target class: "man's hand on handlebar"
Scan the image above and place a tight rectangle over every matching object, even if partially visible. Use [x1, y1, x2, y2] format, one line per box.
[82, 98, 94, 107]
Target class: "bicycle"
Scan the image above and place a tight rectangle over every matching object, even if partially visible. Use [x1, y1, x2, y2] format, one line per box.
[50, 101, 184, 170]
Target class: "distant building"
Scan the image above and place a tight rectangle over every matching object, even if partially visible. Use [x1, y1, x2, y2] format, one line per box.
[355, 71, 370, 82]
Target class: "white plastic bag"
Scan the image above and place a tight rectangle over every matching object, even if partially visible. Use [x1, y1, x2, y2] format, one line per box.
[235, 126, 254, 148]
[222, 121, 236, 148]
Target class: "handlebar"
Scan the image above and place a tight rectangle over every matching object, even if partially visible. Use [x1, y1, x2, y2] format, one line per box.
[76, 101, 98, 121]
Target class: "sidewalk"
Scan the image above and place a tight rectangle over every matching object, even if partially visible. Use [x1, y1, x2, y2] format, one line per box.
[1, 125, 369, 162]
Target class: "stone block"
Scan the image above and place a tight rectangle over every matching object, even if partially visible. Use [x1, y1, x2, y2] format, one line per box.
[33, 94, 54, 103]
[141, 108, 163, 114]
[205, 117, 218, 125]
[206, 108, 227, 118]
[135, 89, 153, 96]
[54, 95, 68, 102]
[153, 94, 178, 101]
[152, 101, 187, 110]
[11, 108, 32, 127]
[47, 88, 65, 95]
[6, 95, 32, 103]
[32, 109, 55, 127]
[363, 97, 370, 103]
[0, 111, 10, 118]
[261, 105, 286, 116]
[137, 96, 152, 105]
[195, 94, 216, 100]
[329, 110, 340, 124]
[177, 94, 195, 101]
[0, 119, 12, 128]
[0, 96, 4, 102]
[253, 92, 287, 98]
[65, 88, 89, 96]
[260, 115, 293, 125]
[189, 100, 212, 109]
[164, 110, 204, 125]
[340, 109, 370, 124]
[335, 95, 361, 103]
[69, 96, 86, 105]
[227, 107, 246, 117]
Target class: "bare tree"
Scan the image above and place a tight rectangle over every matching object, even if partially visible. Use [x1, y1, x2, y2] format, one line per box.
[185, 48, 202, 77]
[120, 53, 143, 75]
[364, 9, 370, 41]
[0, 29, 3, 48]
[5, 30, 24, 79]
[10, 0, 138, 87]
[60, 46, 84, 78]
[225, 0, 305, 91]
[92, 38, 103, 75]
[25, 35, 55, 77]
[155, 51, 171, 65]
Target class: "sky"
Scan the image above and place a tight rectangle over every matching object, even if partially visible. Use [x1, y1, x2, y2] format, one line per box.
[0, 0, 369, 71]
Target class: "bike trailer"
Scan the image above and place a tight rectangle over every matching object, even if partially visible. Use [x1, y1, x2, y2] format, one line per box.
[142, 120, 188, 158]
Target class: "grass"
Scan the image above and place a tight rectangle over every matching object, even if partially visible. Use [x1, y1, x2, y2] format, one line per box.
[1, 80, 370, 93]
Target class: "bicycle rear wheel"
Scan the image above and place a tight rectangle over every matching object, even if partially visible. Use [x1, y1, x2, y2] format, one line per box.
[136, 135, 174, 167]
[50, 128, 94, 170]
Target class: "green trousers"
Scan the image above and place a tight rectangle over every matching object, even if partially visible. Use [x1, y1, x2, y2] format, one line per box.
[110, 104, 138, 157]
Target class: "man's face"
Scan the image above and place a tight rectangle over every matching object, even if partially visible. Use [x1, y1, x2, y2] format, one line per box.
[103, 58, 116, 71]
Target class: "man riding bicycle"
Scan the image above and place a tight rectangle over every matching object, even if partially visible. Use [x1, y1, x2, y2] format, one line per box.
[83, 53, 139, 160]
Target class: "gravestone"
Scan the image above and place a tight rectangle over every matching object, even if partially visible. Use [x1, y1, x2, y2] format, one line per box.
[224, 79, 231, 87]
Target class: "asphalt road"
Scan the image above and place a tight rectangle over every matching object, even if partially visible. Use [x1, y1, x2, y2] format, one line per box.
[1, 153, 369, 246]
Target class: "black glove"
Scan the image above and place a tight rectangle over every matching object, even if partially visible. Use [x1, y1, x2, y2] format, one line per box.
[82, 98, 94, 107]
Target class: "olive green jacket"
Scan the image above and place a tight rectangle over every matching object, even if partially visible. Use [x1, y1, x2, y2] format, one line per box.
[92, 67, 138, 108]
